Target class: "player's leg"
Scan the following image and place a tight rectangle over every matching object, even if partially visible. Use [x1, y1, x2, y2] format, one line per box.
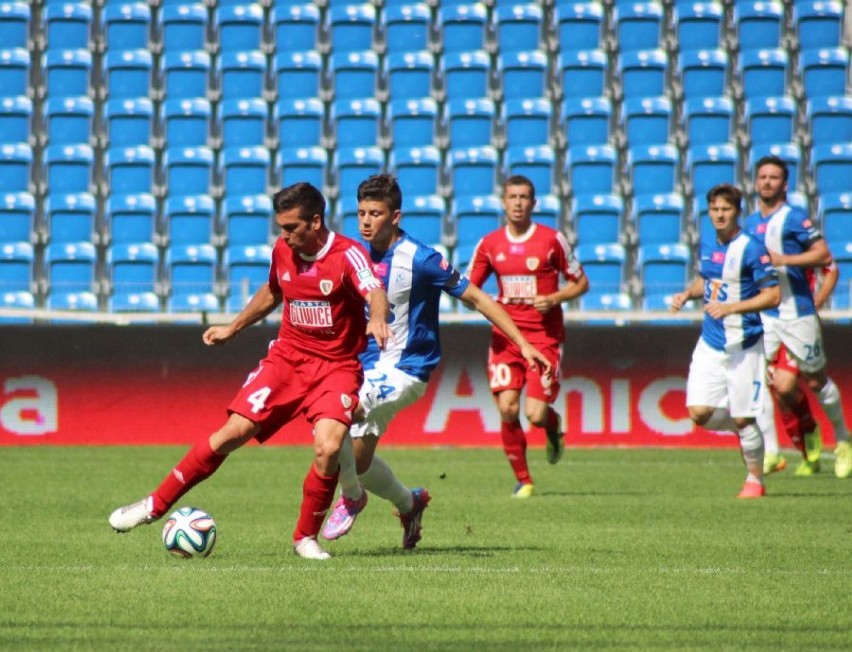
[495, 388, 533, 497]
[727, 343, 767, 498]
[322, 433, 371, 541]
[758, 386, 786, 474]
[801, 369, 852, 479]
[524, 344, 563, 465]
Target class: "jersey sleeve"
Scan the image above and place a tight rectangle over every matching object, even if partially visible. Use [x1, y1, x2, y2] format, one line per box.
[342, 241, 384, 298]
[553, 231, 583, 281]
[419, 247, 469, 299]
[465, 238, 491, 288]
[790, 211, 823, 248]
[747, 240, 779, 288]
[267, 243, 282, 293]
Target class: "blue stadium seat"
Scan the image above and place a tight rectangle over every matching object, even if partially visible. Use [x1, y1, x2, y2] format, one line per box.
[554, 1, 603, 52]
[274, 51, 322, 99]
[224, 243, 273, 311]
[102, 2, 150, 51]
[276, 146, 328, 190]
[571, 193, 623, 245]
[686, 143, 737, 198]
[335, 146, 384, 196]
[734, 1, 783, 51]
[47, 290, 98, 314]
[0, 3, 28, 52]
[109, 291, 160, 314]
[0, 96, 31, 145]
[495, 3, 543, 53]
[575, 242, 626, 295]
[745, 96, 796, 145]
[161, 50, 210, 100]
[0, 241, 33, 293]
[0, 47, 29, 96]
[275, 98, 324, 148]
[438, 4, 487, 54]
[168, 292, 219, 314]
[401, 194, 444, 245]
[164, 146, 214, 198]
[329, 50, 379, 100]
[45, 2, 90, 50]
[215, 4, 263, 52]
[503, 98, 551, 147]
[807, 96, 852, 147]
[383, 3, 430, 53]
[103, 49, 151, 100]
[678, 49, 728, 99]
[105, 145, 155, 195]
[220, 98, 267, 149]
[44, 192, 95, 244]
[106, 193, 157, 244]
[749, 143, 801, 193]
[165, 194, 215, 246]
[332, 98, 381, 148]
[44, 241, 97, 295]
[161, 98, 211, 148]
[831, 241, 852, 310]
[451, 195, 501, 252]
[453, 243, 498, 299]
[103, 97, 152, 147]
[335, 196, 360, 239]
[618, 49, 667, 99]
[43, 144, 93, 194]
[43, 49, 91, 98]
[613, 1, 663, 53]
[682, 96, 734, 146]
[160, 3, 207, 52]
[498, 50, 548, 100]
[580, 291, 633, 314]
[447, 146, 498, 198]
[631, 192, 684, 245]
[272, 3, 320, 53]
[445, 97, 495, 148]
[811, 143, 852, 195]
[385, 51, 434, 100]
[622, 96, 671, 146]
[0, 143, 31, 193]
[562, 96, 611, 146]
[674, 1, 723, 52]
[390, 145, 441, 198]
[166, 243, 217, 298]
[107, 242, 159, 297]
[533, 194, 560, 230]
[565, 144, 616, 196]
[800, 47, 849, 99]
[818, 192, 852, 245]
[692, 195, 714, 247]
[223, 194, 273, 246]
[221, 146, 270, 197]
[638, 242, 691, 306]
[504, 145, 556, 196]
[738, 48, 788, 100]
[442, 50, 490, 100]
[0, 191, 34, 243]
[218, 51, 267, 100]
[628, 144, 679, 196]
[328, 3, 376, 53]
[558, 49, 607, 99]
[795, 0, 844, 51]
[388, 97, 438, 147]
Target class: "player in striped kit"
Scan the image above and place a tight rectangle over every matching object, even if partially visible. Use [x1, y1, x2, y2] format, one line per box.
[671, 184, 780, 498]
[744, 156, 851, 479]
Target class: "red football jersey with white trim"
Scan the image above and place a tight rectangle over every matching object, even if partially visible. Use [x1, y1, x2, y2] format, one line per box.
[467, 223, 583, 344]
[268, 232, 383, 361]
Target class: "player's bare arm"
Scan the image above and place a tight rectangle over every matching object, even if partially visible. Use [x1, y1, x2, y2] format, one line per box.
[705, 284, 780, 319]
[670, 277, 704, 312]
[767, 238, 832, 269]
[814, 263, 839, 311]
[364, 287, 392, 350]
[533, 273, 590, 314]
[203, 285, 282, 346]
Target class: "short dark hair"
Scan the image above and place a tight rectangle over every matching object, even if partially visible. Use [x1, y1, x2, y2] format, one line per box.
[755, 155, 789, 183]
[502, 174, 536, 200]
[706, 183, 743, 212]
[272, 182, 326, 225]
[357, 174, 402, 213]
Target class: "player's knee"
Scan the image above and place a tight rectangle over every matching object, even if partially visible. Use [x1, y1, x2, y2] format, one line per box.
[688, 406, 713, 426]
[802, 371, 827, 394]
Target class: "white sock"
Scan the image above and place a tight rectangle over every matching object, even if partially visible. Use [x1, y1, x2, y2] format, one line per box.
[818, 378, 851, 444]
[360, 456, 413, 513]
[757, 390, 780, 455]
[704, 407, 738, 432]
[337, 436, 363, 500]
[739, 423, 765, 482]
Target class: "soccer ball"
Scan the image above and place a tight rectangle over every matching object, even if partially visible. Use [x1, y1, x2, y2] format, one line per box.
[161, 507, 217, 558]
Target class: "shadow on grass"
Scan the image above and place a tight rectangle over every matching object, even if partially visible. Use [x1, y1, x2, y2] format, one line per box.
[341, 545, 542, 558]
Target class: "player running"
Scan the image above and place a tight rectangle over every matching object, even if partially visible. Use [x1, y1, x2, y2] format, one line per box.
[671, 183, 780, 498]
[108, 182, 392, 561]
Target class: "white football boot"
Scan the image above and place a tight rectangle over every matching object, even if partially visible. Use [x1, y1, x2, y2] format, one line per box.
[109, 496, 156, 532]
[293, 537, 331, 560]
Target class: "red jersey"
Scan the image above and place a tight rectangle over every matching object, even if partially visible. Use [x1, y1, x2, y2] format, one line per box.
[268, 232, 383, 361]
[805, 260, 837, 295]
[467, 223, 584, 344]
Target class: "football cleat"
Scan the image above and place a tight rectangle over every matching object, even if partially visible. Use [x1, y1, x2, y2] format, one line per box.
[511, 482, 534, 499]
[545, 413, 564, 465]
[803, 426, 823, 464]
[737, 481, 766, 499]
[794, 458, 821, 477]
[322, 488, 368, 541]
[293, 537, 331, 561]
[834, 441, 852, 480]
[109, 496, 156, 532]
[763, 452, 787, 475]
[396, 487, 431, 550]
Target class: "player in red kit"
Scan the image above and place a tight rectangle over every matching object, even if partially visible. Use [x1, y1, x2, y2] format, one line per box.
[108, 182, 392, 560]
[466, 176, 589, 498]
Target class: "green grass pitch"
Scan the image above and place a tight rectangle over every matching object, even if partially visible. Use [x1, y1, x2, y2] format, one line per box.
[1, 446, 849, 651]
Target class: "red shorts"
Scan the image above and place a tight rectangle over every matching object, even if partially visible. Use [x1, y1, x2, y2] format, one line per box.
[487, 334, 561, 403]
[769, 343, 799, 379]
[228, 343, 363, 443]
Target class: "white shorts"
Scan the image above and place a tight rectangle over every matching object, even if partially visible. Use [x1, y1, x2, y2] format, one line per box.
[686, 337, 766, 418]
[762, 314, 826, 373]
[349, 362, 427, 439]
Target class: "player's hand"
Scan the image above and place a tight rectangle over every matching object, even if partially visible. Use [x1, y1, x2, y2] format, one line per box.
[366, 319, 394, 350]
[203, 325, 236, 346]
[704, 301, 730, 319]
[670, 292, 689, 312]
[768, 249, 786, 267]
[532, 294, 555, 314]
[520, 342, 552, 376]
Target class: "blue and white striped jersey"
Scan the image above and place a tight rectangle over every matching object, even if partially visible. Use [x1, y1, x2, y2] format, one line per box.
[743, 204, 822, 319]
[698, 230, 778, 352]
[360, 232, 469, 381]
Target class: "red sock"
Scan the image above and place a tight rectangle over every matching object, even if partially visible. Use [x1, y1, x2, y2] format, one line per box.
[500, 420, 532, 485]
[790, 390, 817, 437]
[779, 408, 807, 457]
[544, 407, 560, 434]
[150, 438, 227, 518]
[293, 464, 339, 543]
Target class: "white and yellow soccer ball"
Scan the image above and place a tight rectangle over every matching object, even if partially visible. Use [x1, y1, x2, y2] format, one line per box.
[161, 507, 217, 558]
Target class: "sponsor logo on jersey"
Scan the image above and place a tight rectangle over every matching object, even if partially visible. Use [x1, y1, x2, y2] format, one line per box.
[373, 262, 388, 277]
[526, 257, 539, 271]
[439, 258, 449, 270]
[289, 300, 333, 328]
[341, 394, 353, 409]
[510, 244, 524, 255]
[281, 271, 291, 282]
[757, 223, 767, 234]
[357, 267, 378, 283]
[501, 275, 537, 300]
[299, 263, 317, 276]
[711, 251, 725, 263]
[803, 219, 812, 228]
[319, 279, 333, 295]
[760, 254, 770, 264]
[496, 252, 506, 262]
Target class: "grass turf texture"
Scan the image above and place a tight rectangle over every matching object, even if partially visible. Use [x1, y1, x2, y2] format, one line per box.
[1, 447, 849, 651]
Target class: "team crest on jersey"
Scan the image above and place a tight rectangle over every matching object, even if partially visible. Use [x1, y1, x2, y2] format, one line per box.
[319, 280, 333, 295]
[341, 394, 352, 409]
[526, 257, 539, 271]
